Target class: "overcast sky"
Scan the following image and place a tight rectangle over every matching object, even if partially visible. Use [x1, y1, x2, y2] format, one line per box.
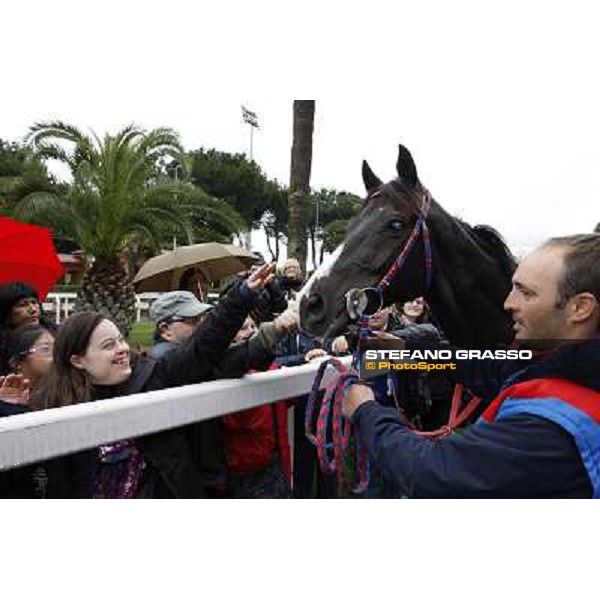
[4, 1, 600, 260]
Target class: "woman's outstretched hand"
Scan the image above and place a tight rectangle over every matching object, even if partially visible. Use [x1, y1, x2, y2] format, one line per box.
[246, 262, 276, 291]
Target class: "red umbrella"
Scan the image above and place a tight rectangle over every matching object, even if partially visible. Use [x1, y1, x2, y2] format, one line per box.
[0, 217, 64, 300]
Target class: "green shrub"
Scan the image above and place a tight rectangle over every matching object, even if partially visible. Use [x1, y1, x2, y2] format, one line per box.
[128, 320, 155, 350]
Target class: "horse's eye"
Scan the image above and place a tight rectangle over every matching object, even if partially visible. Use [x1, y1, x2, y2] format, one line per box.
[388, 219, 404, 232]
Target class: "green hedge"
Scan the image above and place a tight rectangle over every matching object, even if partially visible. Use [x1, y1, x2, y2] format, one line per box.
[51, 284, 81, 293]
[128, 320, 155, 350]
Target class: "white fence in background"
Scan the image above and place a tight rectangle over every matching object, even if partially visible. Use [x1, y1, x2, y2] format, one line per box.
[0, 357, 352, 470]
[44, 292, 221, 324]
[44, 292, 163, 324]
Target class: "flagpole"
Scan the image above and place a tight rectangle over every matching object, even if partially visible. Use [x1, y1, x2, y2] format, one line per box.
[242, 105, 258, 161]
[241, 105, 259, 250]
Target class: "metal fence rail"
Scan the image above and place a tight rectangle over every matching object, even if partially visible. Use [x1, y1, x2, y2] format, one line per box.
[0, 357, 351, 470]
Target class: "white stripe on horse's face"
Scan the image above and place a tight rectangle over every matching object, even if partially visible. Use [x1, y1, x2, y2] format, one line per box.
[296, 244, 345, 304]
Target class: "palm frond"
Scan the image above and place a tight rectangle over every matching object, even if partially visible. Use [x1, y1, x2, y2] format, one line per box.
[14, 191, 77, 233]
[33, 143, 77, 170]
[27, 121, 92, 151]
[17, 121, 246, 262]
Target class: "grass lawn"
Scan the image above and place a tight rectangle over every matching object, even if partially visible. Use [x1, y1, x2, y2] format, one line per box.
[128, 320, 155, 350]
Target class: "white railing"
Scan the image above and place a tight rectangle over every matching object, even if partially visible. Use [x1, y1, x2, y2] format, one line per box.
[44, 292, 77, 324]
[44, 292, 162, 324]
[0, 357, 352, 470]
[44, 292, 221, 324]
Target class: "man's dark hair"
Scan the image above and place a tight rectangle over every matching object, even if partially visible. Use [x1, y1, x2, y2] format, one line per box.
[544, 234, 600, 309]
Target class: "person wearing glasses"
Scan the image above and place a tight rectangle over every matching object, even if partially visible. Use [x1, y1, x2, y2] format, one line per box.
[0, 282, 56, 376]
[0, 324, 55, 498]
[7, 325, 55, 387]
[0, 324, 55, 416]
[149, 291, 213, 359]
[148, 289, 300, 497]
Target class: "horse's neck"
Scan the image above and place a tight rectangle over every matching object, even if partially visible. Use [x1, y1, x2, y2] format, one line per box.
[427, 216, 513, 348]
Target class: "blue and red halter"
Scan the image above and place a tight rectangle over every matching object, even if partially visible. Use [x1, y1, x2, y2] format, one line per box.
[305, 189, 435, 493]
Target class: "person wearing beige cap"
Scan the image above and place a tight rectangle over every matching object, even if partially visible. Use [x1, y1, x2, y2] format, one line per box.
[149, 291, 213, 359]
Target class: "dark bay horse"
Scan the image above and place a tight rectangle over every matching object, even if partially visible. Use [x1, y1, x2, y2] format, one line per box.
[299, 144, 516, 349]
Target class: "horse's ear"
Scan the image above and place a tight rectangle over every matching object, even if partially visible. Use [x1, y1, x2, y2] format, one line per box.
[396, 144, 418, 188]
[362, 160, 383, 193]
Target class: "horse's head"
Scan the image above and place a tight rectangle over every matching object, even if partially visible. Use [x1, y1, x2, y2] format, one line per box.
[299, 144, 516, 347]
[300, 144, 432, 339]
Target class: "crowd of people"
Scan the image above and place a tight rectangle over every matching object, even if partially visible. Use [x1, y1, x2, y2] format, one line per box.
[2, 233, 600, 499]
[0, 257, 331, 499]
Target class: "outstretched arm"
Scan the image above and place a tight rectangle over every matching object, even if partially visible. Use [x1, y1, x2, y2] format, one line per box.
[216, 305, 300, 377]
[155, 263, 276, 387]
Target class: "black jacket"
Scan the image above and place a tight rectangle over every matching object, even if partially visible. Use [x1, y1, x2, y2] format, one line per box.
[1, 282, 259, 498]
[147, 320, 283, 492]
[0, 401, 50, 498]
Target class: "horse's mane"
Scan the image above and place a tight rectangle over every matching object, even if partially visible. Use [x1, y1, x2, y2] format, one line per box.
[460, 221, 516, 276]
[472, 224, 516, 275]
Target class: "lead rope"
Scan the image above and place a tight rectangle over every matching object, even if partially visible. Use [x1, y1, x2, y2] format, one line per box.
[406, 383, 483, 438]
[306, 191, 434, 494]
[305, 357, 369, 493]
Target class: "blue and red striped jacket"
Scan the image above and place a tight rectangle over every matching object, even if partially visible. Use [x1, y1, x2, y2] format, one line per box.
[480, 377, 600, 498]
[353, 338, 600, 498]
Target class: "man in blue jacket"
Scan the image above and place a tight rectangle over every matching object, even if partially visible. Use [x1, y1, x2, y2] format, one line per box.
[343, 234, 600, 498]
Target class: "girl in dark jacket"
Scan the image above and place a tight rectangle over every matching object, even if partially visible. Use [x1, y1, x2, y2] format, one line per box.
[21, 263, 275, 498]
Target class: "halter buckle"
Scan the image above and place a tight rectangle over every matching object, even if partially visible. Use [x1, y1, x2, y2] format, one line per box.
[345, 287, 383, 319]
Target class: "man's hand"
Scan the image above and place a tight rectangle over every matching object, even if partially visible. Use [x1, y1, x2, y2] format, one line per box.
[246, 262, 276, 291]
[342, 383, 375, 419]
[0, 374, 31, 406]
[273, 305, 299, 333]
[305, 348, 328, 362]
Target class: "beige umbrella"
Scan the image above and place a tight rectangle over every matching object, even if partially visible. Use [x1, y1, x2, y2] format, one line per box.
[133, 242, 260, 292]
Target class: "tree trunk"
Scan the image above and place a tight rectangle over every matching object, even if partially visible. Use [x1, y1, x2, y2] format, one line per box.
[288, 100, 315, 271]
[308, 224, 317, 271]
[264, 224, 276, 261]
[75, 258, 137, 335]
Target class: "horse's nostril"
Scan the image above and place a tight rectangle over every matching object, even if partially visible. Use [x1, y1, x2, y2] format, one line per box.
[305, 292, 327, 320]
[307, 294, 322, 308]
[300, 292, 331, 336]
[306, 293, 325, 313]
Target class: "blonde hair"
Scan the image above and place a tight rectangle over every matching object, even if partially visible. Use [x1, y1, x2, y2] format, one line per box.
[283, 258, 302, 274]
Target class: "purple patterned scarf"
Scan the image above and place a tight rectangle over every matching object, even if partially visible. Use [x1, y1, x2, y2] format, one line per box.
[94, 440, 145, 499]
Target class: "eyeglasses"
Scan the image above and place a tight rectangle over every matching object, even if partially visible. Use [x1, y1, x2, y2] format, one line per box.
[26, 343, 54, 357]
[163, 316, 201, 326]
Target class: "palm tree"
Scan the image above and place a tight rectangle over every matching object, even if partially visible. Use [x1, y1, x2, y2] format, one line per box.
[15, 121, 245, 334]
[288, 101, 315, 270]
